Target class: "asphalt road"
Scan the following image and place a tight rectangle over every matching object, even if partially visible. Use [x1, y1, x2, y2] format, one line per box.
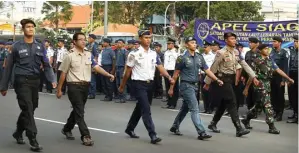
[0, 90, 297, 153]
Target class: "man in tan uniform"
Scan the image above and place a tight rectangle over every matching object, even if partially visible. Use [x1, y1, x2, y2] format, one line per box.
[56, 32, 114, 146]
[204, 32, 260, 137]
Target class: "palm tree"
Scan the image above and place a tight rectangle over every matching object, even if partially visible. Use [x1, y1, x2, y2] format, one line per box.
[41, 1, 73, 32]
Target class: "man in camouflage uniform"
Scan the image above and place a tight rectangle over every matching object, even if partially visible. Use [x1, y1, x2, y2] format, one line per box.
[242, 44, 294, 134]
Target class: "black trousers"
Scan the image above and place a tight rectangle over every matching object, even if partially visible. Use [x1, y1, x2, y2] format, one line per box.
[153, 68, 163, 97]
[57, 62, 66, 93]
[288, 71, 298, 115]
[96, 73, 102, 92]
[126, 81, 156, 137]
[233, 82, 245, 109]
[101, 65, 113, 99]
[211, 75, 241, 128]
[165, 70, 179, 107]
[39, 71, 52, 92]
[127, 77, 135, 98]
[63, 84, 90, 136]
[14, 75, 40, 139]
[201, 74, 210, 111]
[270, 74, 285, 114]
[246, 84, 256, 110]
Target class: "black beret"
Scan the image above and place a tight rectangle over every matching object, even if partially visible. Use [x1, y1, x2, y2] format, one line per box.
[203, 40, 211, 46]
[224, 32, 237, 39]
[211, 40, 220, 46]
[258, 44, 269, 51]
[89, 34, 96, 40]
[138, 29, 151, 37]
[0, 41, 5, 45]
[117, 39, 125, 43]
[293, 35, 298, 41]
[272, 36, 282, 42]
[127, 40, 134, 44]
[5, 41, 14, 45]
[103, 38, 111, 43]
[185, 36, 196, 43]
[167, 37, 176, 43]
[248, 37, 259, 43]
[134, 40, 140, 44]
[154, 43, 162, 47]
[58, 39, 65, 43]
[20, 19, 36, 27]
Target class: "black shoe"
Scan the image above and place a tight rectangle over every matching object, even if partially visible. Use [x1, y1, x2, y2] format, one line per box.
[236, 128, 250, 137]
[168, 106, 176, 109]
[125, 130, 139, 138]
[88, 95, 95, 99]
[268, 124, 280, 134]
[170, 127, 183, 136]
[12, 132, 25, 145]
[150, 135, 162, 144]
[287, 117, 298, 124]
[156, 96, 163, 99]
[29, 138, 43, 152]
[241, 119, 253, 129]
[61, 129, 75, 140]
[113, 95, 120, 99]
[198, 132, 212, 140]
[208, 121, 220, 133]
[102, 97, 112, 101]
[46, 90, 52, 93]
[162, 105, 170, 109]
[115, 99, 126, 103]
[288, 114, 295, 119]
[162, 98, 168, 102]
[201, 110, 208, 113]
[207, 110, 213, 114]
[275, 115, 282, 122]
[81, 135, 94, 146]
[127, 97, 137, 101]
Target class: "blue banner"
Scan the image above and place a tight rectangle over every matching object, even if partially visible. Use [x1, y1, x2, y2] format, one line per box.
[194, 19, 298, 48]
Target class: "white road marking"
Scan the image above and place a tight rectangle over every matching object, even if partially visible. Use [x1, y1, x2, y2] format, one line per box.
[166, 109, 266, 123]
[34, 117, 119, 134]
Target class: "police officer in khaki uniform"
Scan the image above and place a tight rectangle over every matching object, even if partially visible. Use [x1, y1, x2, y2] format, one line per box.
[204, 32, 260, 137]
[56, 32, 114, 146]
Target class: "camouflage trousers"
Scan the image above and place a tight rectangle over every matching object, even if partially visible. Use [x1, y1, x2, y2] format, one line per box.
[246, 89, 275, 124]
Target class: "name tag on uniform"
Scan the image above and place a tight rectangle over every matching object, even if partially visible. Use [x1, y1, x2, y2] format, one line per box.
[224, 57, 231, 62]
[37, 46, 41, 50]
[19, 49, 27, 54]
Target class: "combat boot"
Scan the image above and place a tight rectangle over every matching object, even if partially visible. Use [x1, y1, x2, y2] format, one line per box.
[28, 138, 43, 152]
[268, 123, 280, 134]
[12, 130, 25, 144]
[233, 120, 250, 137]
[287, 113, 298, 124]
[241, 118, 253, 129]
[208, 121, 220, 133]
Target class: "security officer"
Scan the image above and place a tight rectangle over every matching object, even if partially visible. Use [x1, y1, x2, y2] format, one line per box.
[287, 35, 298, 123]
[101, 38, 116, 101]
[56, 39, 68, 94]
[96, 42, 103, 93]
[270, 36, 289, 121]
[211, 40, 220, 55]
[201, 40, 215, 114]
[0, 19, 56, 152]
[86, 34, 99, 99]
[126, 40, 137, 101]
[118, 29, 174, 144]
[0, 41, 6, 80]
[57, 32, 114, 146]
[153, 42, 164, 99]
[40, 39, 54, 93]
[243, 37, 260, 112]
[115, 39, 128, 103]
[204, 32, 259, 137]
[168, 37, 223, 140]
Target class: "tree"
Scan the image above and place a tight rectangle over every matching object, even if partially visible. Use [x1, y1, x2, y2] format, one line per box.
[41, 1, 73, 32]
[0, 1, 4, 9]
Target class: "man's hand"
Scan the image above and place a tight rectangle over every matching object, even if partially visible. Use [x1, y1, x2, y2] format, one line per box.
[118, 86, 124, 94]
[280, 82, 285, 87]
[203, 84, 210, 91]
[109, 74, 115, 82]
[243, 89, 249, 97]
[52, 82, 57, 89]
[169, 78, 175, 85]
[288, 79, 294, 85]
[168, 89, 174, 97]
[1, 90, 7, 96]
[253, 78, 260, 86]
[56, 89, 62, 99]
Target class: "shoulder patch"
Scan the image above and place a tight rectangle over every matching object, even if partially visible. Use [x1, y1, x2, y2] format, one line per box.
[176, 55, 183, 63]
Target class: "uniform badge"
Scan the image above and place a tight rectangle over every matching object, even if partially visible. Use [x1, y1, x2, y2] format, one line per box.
[37, 46, 40, 49]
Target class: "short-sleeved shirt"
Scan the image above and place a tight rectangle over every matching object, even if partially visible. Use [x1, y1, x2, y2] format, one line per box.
[59, 48, 97, 82]
[46, 47, 54, 59]
[289, 47, 298, 72]
[164, 48, 179, 70]
[115, 48, 127, 67]
[176, 51, 208, 83]
[127, 46, 161, 81]
[101, 47, 115, 65]
[202, 51, 216, 68]
[56, 47, 68, 63]
[86, 42, 99, 57]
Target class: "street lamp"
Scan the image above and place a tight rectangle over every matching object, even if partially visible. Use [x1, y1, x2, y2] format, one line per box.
[164, 2, 176, 36]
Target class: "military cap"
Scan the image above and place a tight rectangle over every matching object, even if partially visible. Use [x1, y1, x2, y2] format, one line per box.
[272, 36, 282, 42]
[224, 32, 237, 39]
[211, 40, 220, 46]
[248, 37, 259, 43]
[293, 35, 298, 41]
[134, 40, 140, 44]
[117, 39, 125, 44]
[5, 41, 14, 45]
[167, 37, 176, 43]
[154, 42, 162, 47]
[58, 39, 65, 43]
[44, 39, 51, 43]
[0, 41, 4, 45]
[138, 29, 151, 37]
[203, 40, 211, 46]
[258, 44, 269, 51]
[127, 40, 134, 44]
[89, 34, 97, 40]
[185, 36, 197, 43]
[20, 18, 36, 27]
[103, 38, 111, 43]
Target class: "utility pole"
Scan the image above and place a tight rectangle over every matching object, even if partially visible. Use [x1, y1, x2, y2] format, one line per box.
[207, 1, 210, 19]
[170, 2, 176, 37]
[104, 1, 108, 38]
[277, 8, 280, 21]
[271, 1, 274, 21]
[90, 1, 94, 32]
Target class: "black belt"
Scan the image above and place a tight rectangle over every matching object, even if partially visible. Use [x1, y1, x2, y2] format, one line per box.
[132, 80, 153, 84]
[67, 82, 90, 85]
[216, 73, 235, 83]
[181, 80, 198, 86]
[15, 74, 39, 79]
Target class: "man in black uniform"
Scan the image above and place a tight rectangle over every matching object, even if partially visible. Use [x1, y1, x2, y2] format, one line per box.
[0, 19, 56, 152]
[153, 42, 164, 99]
[287, 35, 298, 123]
[243, 37, 260, 112]
[269, 36, 289, 121]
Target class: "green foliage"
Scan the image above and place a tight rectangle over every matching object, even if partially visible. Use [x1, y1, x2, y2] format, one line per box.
[41, 1, 73, 32]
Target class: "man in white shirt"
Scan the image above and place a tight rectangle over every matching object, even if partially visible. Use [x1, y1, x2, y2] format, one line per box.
[56, 39, 68, 94]
[162, 38, 180, 109]
[201, 41, 215, 114]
